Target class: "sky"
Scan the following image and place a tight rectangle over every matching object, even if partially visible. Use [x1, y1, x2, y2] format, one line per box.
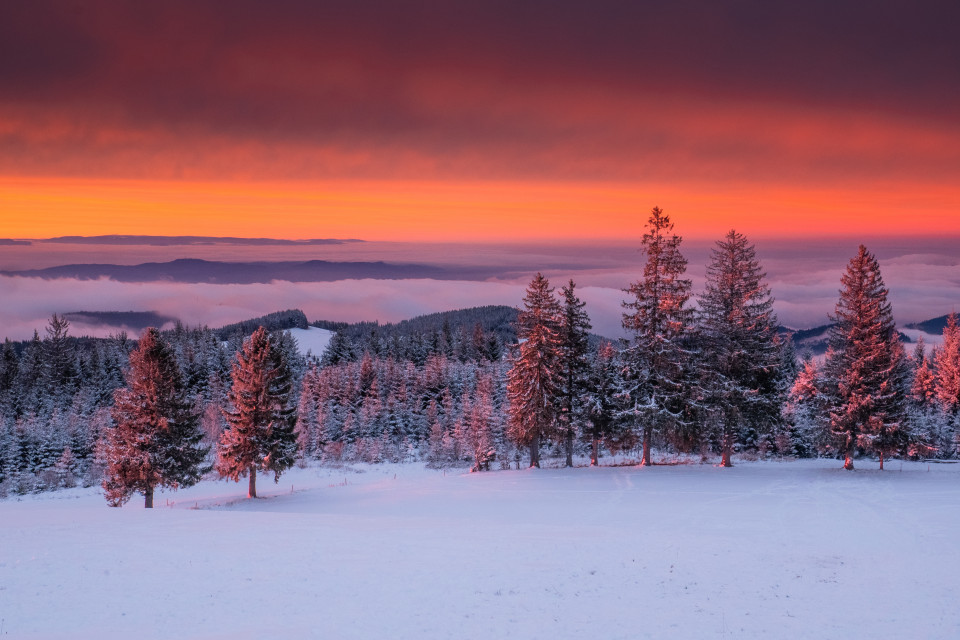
[2, 0, 960, 241]
[2, 1, 959, 339]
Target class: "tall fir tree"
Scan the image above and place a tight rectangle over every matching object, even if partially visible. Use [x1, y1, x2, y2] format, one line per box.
[697, 231, 782, 467]
[620, 207, 694, 466]
[101, 328, 208, 507]
[217, 326, 299, 498]
[822, 245, 909, 470]
[557, 280, 592, 467]
[507, 273, 562, 468]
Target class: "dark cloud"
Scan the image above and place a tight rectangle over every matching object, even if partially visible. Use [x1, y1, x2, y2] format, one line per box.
[1, 1, 958, 181]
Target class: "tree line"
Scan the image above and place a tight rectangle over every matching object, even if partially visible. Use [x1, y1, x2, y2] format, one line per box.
[505, 209, 960, 471]
[2, 207, 960, 503]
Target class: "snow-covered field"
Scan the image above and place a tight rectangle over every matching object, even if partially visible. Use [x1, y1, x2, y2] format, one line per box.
[3, 459, 960, 639]
[287, 326, 335, 358]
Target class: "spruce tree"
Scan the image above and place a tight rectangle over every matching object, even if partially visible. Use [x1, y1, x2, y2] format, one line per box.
[822, 245, 909, 470]
[934, 312, 960, 414]
[697, 230, 781, 467]
[43, 314, 77, 405]
[507, 273, 562, 468]
[217, 327, 299, 498]
[585, 342, 620, 466]
[102, 328, 208, 507]
[467, 371, 496, 471]
[557, 280, 592, 467]
[620, 207, 694, 466]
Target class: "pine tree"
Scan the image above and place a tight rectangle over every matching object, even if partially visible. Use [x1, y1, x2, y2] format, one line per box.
[101, 328, 209, 507]
[620, 207, 694, 466]
[557, 280, 592, 467]
[822, 245, 909, 470]
[507, 273, 562, 468]
[467, 371, 496, 471]
[43, 314, 77, 406]
[934, 312, 960, 414]
[786, 354, 822, 457]
[321, 331, 358, 366]
[910, 338, 937, 407]
[585, 342, 620, 466]
[697, 231, 782, 467]
[217, 326, 299, 498]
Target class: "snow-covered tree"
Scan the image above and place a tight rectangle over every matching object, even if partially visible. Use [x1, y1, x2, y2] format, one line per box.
[557, 280, 592, 467]
[584, 342, 621, 466]
[507, 273, 562, 468]
[102, 328, 209, 507]
[822, 245, 909, 470]
[620, 207, 694, 465]
[786, 354, 823, 456]
[42, 314, 77, 407]
[697, 230, 782, 467]
[467, 371, 496, 471]
[934, 312, 960, 414]
[217, 327, 299, 498]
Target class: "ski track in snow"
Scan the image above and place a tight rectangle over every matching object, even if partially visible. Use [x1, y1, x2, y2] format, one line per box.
[2, 459, 960, 639]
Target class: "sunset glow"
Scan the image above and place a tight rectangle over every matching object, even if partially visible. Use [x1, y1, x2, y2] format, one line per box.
[4, 177, 960, 242]
[2, 2, 958, 242]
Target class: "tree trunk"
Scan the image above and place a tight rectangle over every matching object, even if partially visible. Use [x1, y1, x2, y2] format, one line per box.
[529, 433, 540, 468]
[879, 449, 884, 471]
[144, 485, 154, 509]
[591, 434, 599, 467]
[720, 432, 734, 468]
[248, 465, 257, 498]
[565, 428, 574, 467]
[843, 439, 855, 470]
[641, 426, 652, 466]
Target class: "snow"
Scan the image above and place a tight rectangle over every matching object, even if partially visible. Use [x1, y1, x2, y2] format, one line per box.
[287, 326, 335, 358]
[3, 459, 960, 638]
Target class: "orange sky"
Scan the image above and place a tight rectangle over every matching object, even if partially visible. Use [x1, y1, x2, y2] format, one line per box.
[2, 2, 959, 242]
[3, 177, 960, 242]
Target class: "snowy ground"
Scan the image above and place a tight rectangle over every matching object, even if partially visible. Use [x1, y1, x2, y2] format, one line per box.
[287, 326, 335, 359]
[3, 458, 960, 639]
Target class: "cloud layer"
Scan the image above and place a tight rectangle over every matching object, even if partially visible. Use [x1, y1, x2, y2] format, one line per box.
[2, 1, 959, 184]
[2, 239, 958, 342]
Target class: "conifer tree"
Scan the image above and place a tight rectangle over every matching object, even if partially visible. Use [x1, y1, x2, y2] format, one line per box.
[620, 207, 694, 466]
[217, 326, 299, 498]
[822, 245, 909, 470]
[557, 280, 592, 467]
[43, 314, 77, 404]
[467, 371, 496, 471]
[786, 354, 823, 456]
[697, 230, 781, 467]
[507, 273, 562, 468]
[907, 338, 942, 458]
[934, 312, 960, 414]
[101, 328, 208, 507]
[910, 338, 937, 407]
[585, 342, 620, 466]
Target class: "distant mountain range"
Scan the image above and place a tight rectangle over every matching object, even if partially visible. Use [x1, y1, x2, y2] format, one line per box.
[40, 235, 364, 246]
[14, 305, 957, 357]
[904, 314, 958, 335]
[65, 311, 178, 332]
[1, 258, 514, 284]
[780, 323, 918, 356]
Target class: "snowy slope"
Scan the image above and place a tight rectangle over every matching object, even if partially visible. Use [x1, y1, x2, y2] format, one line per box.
[2, 460, 960, 639]
[287, 326, 335, 358]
